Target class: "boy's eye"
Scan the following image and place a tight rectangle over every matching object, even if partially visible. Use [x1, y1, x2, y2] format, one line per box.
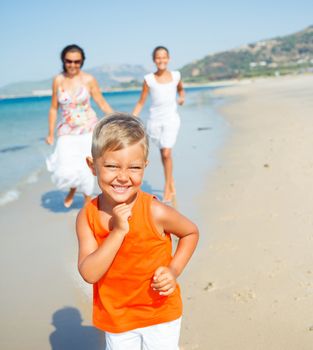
[129, 166, 142, 171]
[105, 165, 118, 169]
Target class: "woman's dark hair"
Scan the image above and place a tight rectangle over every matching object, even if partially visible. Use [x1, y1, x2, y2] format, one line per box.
[152, 46, 169, 60]
[60, 44, 85, 72]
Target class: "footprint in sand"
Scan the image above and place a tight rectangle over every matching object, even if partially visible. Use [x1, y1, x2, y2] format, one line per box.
[233, 288, 256, 302]
[203, 282, 215, 291]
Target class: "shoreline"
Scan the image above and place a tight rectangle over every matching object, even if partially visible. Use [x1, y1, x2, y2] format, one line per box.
[0, 83, 225, 101]
[2, 73, 309, 101]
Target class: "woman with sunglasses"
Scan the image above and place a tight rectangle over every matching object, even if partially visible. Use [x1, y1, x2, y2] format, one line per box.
[46, 44, 113, 208]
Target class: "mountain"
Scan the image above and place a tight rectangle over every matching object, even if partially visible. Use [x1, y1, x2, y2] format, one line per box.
[0, 64, 148, 98]
[181, 25, 313, 82]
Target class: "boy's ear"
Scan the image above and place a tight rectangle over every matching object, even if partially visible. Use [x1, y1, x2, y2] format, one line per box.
[86, 157, 96, 176]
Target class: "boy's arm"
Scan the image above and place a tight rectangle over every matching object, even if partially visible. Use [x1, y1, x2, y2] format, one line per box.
[76, 203, 131, 284]
[177, 79, 185, 105]
[132, 81, 149, 117]
[151, 200, 199, 293]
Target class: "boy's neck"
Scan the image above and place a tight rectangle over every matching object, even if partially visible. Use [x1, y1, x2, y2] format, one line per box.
[98, 192, 139, 214]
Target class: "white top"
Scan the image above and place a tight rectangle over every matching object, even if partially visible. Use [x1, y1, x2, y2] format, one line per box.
[144, 71, 181, 121]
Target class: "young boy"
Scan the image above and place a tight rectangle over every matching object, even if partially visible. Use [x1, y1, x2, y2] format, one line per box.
[76, 112, 199, 349]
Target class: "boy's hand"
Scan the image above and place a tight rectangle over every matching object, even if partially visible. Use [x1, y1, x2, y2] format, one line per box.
[151, 266, 177, 296]
[111, 203, 131, 235]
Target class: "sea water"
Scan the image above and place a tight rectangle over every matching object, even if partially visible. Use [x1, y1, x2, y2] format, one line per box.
[0, 87, 228, 206]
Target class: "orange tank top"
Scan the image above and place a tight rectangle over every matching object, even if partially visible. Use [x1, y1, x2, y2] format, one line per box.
[85, 190, 182, 333]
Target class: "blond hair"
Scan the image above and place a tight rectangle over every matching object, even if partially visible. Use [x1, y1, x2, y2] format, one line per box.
[91, 112, 149, 160]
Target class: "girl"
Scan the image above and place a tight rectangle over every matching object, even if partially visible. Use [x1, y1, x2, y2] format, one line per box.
[132, 46, 185, 203]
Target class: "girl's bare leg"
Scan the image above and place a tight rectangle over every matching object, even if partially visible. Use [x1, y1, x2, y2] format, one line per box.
[160, 148, 175, 202]
[64, 187, 76, 208]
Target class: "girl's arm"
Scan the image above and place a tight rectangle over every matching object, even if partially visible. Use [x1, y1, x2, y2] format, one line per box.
[151, 200, 199, 295]
[90, 76, 113, 115]
[132, 81, 149, 117]
[76, 203, 131, 284]
[177, 79, 185, 105]
[45, 78, 59, 145]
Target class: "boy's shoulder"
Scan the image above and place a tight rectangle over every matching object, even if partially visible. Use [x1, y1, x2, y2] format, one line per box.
[144, 191, 175, 223]
[83, 196, 99, 216]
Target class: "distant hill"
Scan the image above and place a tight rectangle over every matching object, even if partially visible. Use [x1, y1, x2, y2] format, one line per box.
[181, 25, 313, 82]
[0, 64, 148, 98]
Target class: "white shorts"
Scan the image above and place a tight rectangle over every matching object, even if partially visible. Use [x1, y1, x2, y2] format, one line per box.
[146, 117, 180, 149]
[105, 317, 181, 350]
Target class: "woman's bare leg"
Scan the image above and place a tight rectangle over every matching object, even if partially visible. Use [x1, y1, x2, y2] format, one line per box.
[64, 187, 76, 208]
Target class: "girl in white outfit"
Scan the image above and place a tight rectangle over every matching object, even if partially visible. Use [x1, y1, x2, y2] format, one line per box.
[133, 46, 185, 203]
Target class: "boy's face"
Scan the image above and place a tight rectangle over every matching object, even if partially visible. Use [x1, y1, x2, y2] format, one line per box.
[154, 49, 169, 70]
[88, 142, 147, 206]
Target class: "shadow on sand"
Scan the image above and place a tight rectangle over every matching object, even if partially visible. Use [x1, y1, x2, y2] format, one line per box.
[41, 190, 84, 213]
[141, 180, 162, 199]
[49, 307, 105, 350]
[41, 180, 162, 213]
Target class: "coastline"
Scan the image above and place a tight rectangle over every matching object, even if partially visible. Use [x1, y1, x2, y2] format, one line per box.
[0, 76, 275, 100]
[2, 72, 312, 101]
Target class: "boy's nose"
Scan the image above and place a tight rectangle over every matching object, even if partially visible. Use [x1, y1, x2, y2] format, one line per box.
[117, 169, 129, 181]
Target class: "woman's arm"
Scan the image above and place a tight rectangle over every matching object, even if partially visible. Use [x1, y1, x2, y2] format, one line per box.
[132, 81, 149, 117]
[90, 76, 113, 115]
[45, 78, 59, 145]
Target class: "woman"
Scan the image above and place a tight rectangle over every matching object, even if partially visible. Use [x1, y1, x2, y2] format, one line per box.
[46, 44, 113, 208]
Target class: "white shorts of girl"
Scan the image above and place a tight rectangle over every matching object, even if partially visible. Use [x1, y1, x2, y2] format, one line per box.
[105, 317, 181, 350]
[146, 117, 180, 149]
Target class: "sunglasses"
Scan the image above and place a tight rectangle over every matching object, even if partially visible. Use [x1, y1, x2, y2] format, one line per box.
[64, 59, 82, 65]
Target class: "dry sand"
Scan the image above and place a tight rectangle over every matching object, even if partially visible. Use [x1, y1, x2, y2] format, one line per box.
[180, 74, 313, 350]
[1, 74, 313, 349]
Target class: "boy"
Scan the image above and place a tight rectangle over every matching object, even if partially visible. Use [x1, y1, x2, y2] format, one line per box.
[76, 113, 199, 349]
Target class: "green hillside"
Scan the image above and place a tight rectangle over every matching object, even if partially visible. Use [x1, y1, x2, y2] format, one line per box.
[181, 25, 313, 82]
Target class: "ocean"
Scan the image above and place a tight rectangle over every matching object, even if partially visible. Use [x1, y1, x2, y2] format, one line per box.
[0, 87, 228, 206]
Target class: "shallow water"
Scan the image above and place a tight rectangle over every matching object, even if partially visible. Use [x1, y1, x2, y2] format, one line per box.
[0, 87, 226, 205]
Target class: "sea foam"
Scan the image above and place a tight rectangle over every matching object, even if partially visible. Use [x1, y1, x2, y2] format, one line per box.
[0, 190, 20, 206]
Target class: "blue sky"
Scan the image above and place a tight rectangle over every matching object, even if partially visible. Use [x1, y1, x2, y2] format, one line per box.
[1, 0, 312, 86]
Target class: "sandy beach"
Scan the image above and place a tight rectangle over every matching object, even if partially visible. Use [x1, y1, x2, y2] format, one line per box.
[180, 74, 313, 350]
[1, 74, 313, 349]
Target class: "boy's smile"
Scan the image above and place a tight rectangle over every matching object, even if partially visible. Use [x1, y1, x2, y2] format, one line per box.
[89, 142, 147, 207]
